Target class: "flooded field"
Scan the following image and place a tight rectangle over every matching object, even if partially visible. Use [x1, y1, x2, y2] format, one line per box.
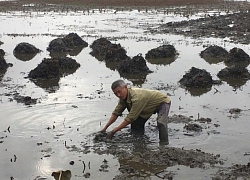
[1, 1, 250, 180]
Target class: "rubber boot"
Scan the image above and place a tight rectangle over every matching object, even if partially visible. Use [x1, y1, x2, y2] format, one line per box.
[157, 122, 169, 145]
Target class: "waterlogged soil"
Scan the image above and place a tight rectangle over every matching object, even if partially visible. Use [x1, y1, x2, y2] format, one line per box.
[1, 0, 250, 180]
[155, 10, 250, 45]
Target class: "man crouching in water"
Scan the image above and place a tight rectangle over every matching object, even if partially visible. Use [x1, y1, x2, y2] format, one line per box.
[101, 79, 171, 144]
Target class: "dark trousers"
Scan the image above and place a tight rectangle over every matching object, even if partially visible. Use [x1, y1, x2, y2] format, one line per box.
[131, 116, 147, 133]
[131, 102, 171, 144]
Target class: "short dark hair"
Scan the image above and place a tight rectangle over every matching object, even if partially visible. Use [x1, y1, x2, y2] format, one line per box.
[111, 79, 126, 90]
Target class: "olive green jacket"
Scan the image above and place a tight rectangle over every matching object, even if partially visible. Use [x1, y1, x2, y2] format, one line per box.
[112, 88, 171, 123]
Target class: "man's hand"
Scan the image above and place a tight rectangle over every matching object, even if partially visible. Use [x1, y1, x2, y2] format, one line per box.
[106, 130, 115, 139]
[99, 129, 106, 133]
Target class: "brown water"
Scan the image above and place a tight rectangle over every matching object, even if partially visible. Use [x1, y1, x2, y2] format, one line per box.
[0, 7, 250, 180]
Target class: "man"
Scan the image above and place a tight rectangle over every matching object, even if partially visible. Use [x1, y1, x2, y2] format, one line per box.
[101, 79, 171, 144]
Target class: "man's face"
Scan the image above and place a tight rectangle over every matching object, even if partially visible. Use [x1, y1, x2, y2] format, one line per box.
[112, 85, 128, 100]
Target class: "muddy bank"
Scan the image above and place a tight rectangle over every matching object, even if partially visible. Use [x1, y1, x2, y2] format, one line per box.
[0, 0, 221, 11]
[156, 10, 250, 44]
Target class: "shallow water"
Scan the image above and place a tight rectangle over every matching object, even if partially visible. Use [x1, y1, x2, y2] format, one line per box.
[0, 7, 250, 180]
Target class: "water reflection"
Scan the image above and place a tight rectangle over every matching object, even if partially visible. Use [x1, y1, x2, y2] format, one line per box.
[118, 73, 147, 86]
[146, 57, 176, 66]
[202, 57, 225, 65]
[0, 69, 6, 81]
[182, 86, 212, 96]
[49, 45, 86, 58]
[224, 61, 250, 68]
[14, 53, 37, 61]
[219, 77, 248, 89]
[29, 78, 60, 93]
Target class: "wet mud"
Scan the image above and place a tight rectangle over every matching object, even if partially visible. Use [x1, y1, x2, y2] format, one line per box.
[64, 113, 224, 179]
[156, 10, 250, 44]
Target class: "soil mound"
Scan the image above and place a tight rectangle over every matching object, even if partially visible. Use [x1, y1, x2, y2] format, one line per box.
[179, 67, 213, 88]
[145, 45, 177, 59]
[28, 57, 80, 79]
[217, 65, 250, 79]
[118, 54, 152, 75]
[47, 33, 88, 53]
[225, 47, 250, 64]
[0, 49, 5, 57]
[0, 49, 12, 71]
[13, 42, 41, 54]
[90, 38, 129, 62]
[200, 45, 228, 61]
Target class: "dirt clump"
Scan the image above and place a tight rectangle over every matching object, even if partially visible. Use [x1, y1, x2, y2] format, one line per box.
[0, 49, 11, 71]
[47, 33, 88, 54]
[0, 49, 12, 80]
[90, 38, 129, 62]
[179, 67, 214, 88]
[225, 47, 250, 67]
[90, 38, 151, 84]
[200, 45, 228, 63]
[217, 65, 250, 88]
[217, 65, 250, 79]
[13, 42, 41, 54]
[118, 54, 152, 75]
[145, 45, 177, 59]
[229, 108, 242, 114]
[13, 42, 42, 61]
[28, 57, 80, 79]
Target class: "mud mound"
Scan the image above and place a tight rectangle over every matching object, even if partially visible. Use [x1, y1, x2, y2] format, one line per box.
[0, 49, 5, 57]
[118, 54, 152, 75]
[47, 38, 71, 53]
[28, 57, 80, 79]
[200, 45, 228, 62]
[13, 42, 41, 61]
[179, 67, 213, 88]
[90, 38, 129, 62]
[0, 50, 12, 71]
[47, 33, 88, 53]
[145, 45, 177, 59]
[13, 42, 41, 54]
[63, 33, 88, 47]
[217, 65, 250, 79]
[225, 47, 250, 64]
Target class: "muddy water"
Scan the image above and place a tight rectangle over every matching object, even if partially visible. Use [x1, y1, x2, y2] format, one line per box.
[0, 7, 250, 180]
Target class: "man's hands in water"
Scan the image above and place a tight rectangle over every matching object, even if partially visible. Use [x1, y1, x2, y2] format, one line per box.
[106, 130, 115, 139]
